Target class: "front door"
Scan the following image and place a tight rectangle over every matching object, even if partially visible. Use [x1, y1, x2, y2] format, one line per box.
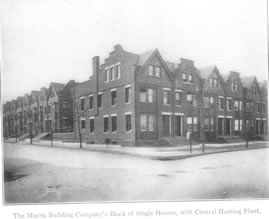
[176, 116, 182, 136]
[226, 118, 231, 135]
[218, 118, 224, 136]
[163, 115, 171, 137]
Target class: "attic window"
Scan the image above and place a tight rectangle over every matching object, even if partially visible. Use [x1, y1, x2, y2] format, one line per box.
[209, 78, 218, 88]
[148, 65, 161, 77]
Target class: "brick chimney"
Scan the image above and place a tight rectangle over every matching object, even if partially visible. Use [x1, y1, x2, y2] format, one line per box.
[92, 56, 100, 76]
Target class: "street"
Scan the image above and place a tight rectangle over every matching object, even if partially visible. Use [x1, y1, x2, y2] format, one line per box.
[4, 142, 269, 203]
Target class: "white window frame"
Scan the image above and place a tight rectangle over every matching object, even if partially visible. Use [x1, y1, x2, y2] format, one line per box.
[105, 67, 109, 83]
[116, 62, 121, 79]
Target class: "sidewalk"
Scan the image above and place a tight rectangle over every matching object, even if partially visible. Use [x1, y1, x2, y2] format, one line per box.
[4, 138, 269, 160]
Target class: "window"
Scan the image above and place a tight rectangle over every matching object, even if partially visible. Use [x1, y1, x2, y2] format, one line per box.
[232, 82, 238, 91]
[227, 99, 232, 111]
[257, 103, 261, 113]
[193, 95, 198, 107]
[105, 68, 109, 82]
[204, 96, 214, 108]
[140, 114, 155, 132]
[110, 67, 115, 81]
[193, 117, 198, 131]
[89, 117, 94, 133]
[140, 88, 154, 103]
[219, 97, 224, 110]
[175, 92, 182, 106]
[209, 78, 218, 87]
[111, 90, 117, 106]
[89, 95, 93, 110]
[104, 116, 109, 132]
[125, 86, 131, 103]
[204, 118, 210, 131]
[210, 118, 214, 131]
[80, 98, 85, 111]
[116, 64, 121, 79]
[126, 114, 132, 131]
[148, 65, 154, 76]
[97, 93, 102, 108]
[262, 103, 266, 113]
[250, 102, 254, 112]
[111, 115, 117, 132]
[188, 74, 193, 83]
[187, 94, 192, 102]
[155, 67, 161, 77]
[187, 94, 197, 106]
[148, 65, 161, 77]
[81, 118, 86, 129]
[62, 102, 67, 111]
[163, 90, 171, 105]
[183, 73, 187, 82]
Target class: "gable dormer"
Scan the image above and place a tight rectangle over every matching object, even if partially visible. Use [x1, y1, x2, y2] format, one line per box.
[199, 66, 226, 93]
[136, 49, 173, 86]
[241, 76, 260, 99]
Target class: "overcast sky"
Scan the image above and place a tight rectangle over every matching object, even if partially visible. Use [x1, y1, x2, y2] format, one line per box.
[1, 0, 268, 102]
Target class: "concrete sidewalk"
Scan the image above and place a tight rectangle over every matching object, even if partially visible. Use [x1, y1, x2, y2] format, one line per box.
[4, 138, 269, 160]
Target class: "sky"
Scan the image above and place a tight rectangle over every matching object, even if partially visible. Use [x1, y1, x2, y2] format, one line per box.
[1, 0, 268, 102]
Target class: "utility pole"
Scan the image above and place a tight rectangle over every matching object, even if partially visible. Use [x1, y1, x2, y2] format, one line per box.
[199, 78, 206, 152]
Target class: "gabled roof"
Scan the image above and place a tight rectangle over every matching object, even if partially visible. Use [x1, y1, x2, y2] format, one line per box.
[137, 49, 174, 80]
[199, 65, 217, 79]
[165, 61, 177, 73]
[138, 49, 156, 66]
[241, 76, 256, 88]
[50, 82, 65, 94]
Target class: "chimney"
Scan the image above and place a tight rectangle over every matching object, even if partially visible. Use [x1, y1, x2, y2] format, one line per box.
[92, 56, 100, 76]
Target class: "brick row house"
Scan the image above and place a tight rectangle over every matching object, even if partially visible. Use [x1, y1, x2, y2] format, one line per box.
[3, 45, 268, 145]
[72, 45, 268, 145]
[3, 80, 76, 139]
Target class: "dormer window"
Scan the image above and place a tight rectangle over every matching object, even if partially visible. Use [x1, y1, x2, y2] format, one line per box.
[148, 65, 161, 77]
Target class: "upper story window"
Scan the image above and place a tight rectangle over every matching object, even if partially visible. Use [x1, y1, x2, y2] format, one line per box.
[182, 72, 193, 83]
[148, 65, 161, 77]
[125, 86, 131, 104]
[97, 93, 102, 108]
[204, 96, 214, 108]
[175, 91, 182, 106]
[262, 103, 266, 113]
[234, 100, 242, 111]
[257, 103, 261, 113]
[219, 97, 224, 110]
[187, 94, 197, 107]
[188, 74, 193, 83]
[163, 89, 171, 105]
[110, 66, 115, 81]
[232, 82, 239, 92]
[227, 99, 232, 111]
[80, 97, 85, 111]
[105, 68, 109, 82]
[116, 63, 121, 79]
[40, 95, 45, 101]
[51, 91, 55, 97]
[89, 95, 94, 110]
[183, 73, 187, 82]
[246, 102, 254, 113]
[209, 78, 218, 88]
[111, 90, 117, 106]
[140, 88, 154, 103]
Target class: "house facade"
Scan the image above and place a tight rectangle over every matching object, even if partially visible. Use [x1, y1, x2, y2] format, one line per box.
[3, 45, 268, 145]
[71, 45, 268, 145]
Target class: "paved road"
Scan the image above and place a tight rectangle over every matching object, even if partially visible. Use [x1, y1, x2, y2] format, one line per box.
[4, 143, 269, 203]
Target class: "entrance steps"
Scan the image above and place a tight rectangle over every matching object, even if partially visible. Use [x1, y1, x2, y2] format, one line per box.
[159, 136, 199, 146]
[19, 133, 29, 141]
[33, 132, 49, 142]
